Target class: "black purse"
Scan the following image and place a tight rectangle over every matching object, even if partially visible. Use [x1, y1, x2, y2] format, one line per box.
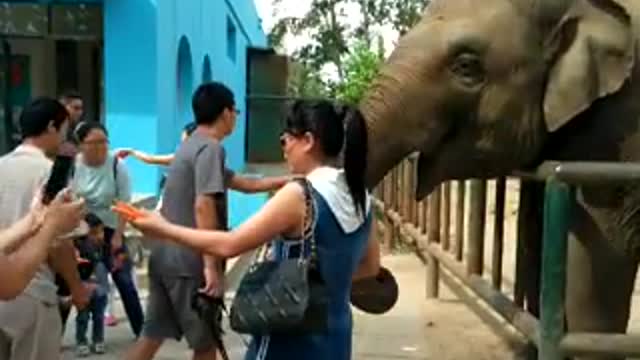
[229, 179, 328, 335]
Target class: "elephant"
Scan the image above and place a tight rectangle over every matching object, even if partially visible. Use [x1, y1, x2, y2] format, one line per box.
[360, 0, 640, 359]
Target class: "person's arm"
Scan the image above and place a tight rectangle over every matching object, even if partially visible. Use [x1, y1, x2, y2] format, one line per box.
[132, 182, 305, 258]
[228, 173, 290, 193]
[0, 221, 57, 299]
[0, 212, 40, 253]
[1, 192, 86, 300]
[48, 240, 89, 309]
[195, 195, 221, 296]
[352, 226, 381, 281]
[116, 148, 174, 166]
[133, 151, 174, 166]
[111, 160, 132, 251]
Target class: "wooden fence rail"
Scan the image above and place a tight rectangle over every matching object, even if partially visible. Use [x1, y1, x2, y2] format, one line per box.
[372, 155, 640, 359]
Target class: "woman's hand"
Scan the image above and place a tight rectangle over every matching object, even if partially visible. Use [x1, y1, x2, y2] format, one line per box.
[129, 211, 171, 239]
[114, 148, 135, 159]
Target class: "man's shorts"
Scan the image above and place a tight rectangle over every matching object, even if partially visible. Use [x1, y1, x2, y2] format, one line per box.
[143, 274, 219, 351]
[0, 294, 62, 360]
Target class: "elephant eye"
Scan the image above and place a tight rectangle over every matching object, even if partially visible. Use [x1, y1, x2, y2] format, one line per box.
[450, 54, 484, 85]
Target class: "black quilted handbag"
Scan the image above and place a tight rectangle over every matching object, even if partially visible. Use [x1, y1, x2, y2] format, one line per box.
[229, 179, 328, 335]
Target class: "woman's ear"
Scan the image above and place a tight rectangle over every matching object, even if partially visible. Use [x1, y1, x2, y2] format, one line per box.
[47, 120, 58, 133]
[302, 132, 315, 153]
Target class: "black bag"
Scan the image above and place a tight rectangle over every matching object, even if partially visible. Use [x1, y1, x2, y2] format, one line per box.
[229, 179, 328, 335]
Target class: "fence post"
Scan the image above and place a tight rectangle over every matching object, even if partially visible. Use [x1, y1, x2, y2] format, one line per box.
[455, 181, 466, 261]
[407, 157, 417, 224]
[492, 178, 506, 290]
[539, 180, 572, 360]
[426, 187, 441, 299]
[442, 182, 451, 252]
[467, 180, 487, 275]
[381, 175, 394, 252]
[388, 168, 399, 251]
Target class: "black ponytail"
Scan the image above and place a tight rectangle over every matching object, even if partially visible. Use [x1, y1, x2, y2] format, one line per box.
[343, 107, 368, 218]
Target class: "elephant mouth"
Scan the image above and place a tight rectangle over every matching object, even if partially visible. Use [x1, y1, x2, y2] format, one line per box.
[416, 152, 438, 200]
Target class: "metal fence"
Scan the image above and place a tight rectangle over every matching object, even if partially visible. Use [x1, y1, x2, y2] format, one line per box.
[372, 155, 640, 359]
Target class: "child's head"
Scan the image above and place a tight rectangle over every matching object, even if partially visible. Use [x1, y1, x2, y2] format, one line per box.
[85, 213, 104, 244]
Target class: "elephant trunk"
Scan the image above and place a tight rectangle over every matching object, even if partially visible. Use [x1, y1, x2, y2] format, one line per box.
[360, 24, 443, 190]
[359, 80, 418, 190]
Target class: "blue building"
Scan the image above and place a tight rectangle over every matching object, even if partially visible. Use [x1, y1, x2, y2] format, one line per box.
[0, 0, 288, 226]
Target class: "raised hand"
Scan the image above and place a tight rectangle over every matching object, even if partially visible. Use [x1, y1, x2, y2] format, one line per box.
[43, 189, 86, 237]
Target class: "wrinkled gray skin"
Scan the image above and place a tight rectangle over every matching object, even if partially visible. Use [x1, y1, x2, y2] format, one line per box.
[362, 0, 640, 359]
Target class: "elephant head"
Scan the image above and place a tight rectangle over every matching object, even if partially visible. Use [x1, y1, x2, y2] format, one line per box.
[362, 0, 636, 198]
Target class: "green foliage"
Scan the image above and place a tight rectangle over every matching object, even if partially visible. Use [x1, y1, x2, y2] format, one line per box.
[391, 0, 430, 36]
[335, 41, 383, 104]
[287, 62, 330, 98]
[268, 0, 430, 98]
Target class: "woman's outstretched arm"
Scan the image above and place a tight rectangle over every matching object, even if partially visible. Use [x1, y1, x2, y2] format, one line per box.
[116, 148, 175, 166]
[132, 182, 306, 258]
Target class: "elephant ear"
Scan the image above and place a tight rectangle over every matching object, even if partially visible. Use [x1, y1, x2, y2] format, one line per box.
[542, 0, 635, 132]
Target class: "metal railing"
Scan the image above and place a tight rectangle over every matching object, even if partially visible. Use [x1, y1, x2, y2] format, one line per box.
[372, 155, 640, 359]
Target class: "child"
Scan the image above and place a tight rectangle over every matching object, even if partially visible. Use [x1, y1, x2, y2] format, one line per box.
[74, 213, 109, 357]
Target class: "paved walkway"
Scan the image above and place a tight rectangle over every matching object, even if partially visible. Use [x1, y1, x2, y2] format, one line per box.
[61, 254, 516, 359]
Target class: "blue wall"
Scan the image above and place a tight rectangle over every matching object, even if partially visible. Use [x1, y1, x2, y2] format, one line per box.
[103, 0, 158, 195]
[104, 0, 270, 226]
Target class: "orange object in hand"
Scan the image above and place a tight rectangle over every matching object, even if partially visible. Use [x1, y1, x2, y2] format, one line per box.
[111, 201, 145, 221]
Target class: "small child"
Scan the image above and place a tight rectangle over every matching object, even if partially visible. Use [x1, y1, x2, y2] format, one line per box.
[74, 213, 109, 357]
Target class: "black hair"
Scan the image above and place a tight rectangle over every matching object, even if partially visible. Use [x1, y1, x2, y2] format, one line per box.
[58, 90, 83, 103]
[183, 122, 197, 136]
[192, 82, 235, 125]
[85, 213, 103, 229]
[285, 99, 369, 216]
[19, 97, 69, 139]
[73, 121, 108, 143]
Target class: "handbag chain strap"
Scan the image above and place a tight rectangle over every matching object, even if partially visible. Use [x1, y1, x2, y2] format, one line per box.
[297, 178, 317, 265]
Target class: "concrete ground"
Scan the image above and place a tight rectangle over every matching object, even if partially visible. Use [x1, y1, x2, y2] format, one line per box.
[60, 254, 516, 359]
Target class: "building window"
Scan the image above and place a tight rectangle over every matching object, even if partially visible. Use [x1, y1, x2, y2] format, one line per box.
[202, 55, 212, 82]
[176, 36, 193, 144]
[226, 16, 237, 62]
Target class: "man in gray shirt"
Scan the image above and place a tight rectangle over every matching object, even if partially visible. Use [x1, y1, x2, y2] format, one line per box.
[127, 82, 288, 360]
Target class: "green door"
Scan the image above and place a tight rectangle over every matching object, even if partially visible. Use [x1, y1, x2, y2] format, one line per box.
[0, 53, 31, 155]
[246, 49, 289, 163]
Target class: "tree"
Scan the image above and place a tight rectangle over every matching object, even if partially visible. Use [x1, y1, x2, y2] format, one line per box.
[352, 0, 391, 47]
[266, 0, 430, 97]
[391, 0, 430, 36]
[287, 61, 329, 98]
[285, 0, 349, 81]
[335, 39, 384, 104]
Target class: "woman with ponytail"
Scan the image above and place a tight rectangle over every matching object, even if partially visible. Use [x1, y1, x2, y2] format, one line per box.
[125, 99, 381, 359]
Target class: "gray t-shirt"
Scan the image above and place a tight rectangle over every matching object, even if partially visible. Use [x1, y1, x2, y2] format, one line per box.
[148, 132, 233, 278]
